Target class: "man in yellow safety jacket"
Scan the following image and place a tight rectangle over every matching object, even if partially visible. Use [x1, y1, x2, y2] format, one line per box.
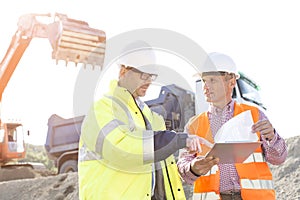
[78, 40, 202, 200]
[177, 52, 287, 200]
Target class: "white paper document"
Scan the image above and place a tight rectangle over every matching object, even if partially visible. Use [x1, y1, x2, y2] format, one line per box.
[214, 110, 258, 143]
[205, 111, 261, 163]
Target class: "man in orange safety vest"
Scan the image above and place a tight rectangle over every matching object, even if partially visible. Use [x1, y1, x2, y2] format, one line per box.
[177, 52, 287, 200]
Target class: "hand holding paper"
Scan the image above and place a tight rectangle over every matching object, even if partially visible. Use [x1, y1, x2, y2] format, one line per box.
[252, 119, 275, 142]
[214, 110, 258, 143]
[205, 111, 261, 164]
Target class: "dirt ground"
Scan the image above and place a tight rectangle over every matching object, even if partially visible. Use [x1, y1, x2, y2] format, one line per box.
[0, 170, 78, 200]
[0, 167, 36, 182]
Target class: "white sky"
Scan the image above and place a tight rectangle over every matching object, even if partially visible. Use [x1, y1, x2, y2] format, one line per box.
[1, 0, 299, 145]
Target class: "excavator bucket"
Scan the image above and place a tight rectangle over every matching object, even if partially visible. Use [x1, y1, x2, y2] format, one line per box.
[47, 13, 106, 68]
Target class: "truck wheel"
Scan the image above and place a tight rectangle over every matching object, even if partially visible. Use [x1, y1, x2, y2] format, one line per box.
[59, 160, 78, 174]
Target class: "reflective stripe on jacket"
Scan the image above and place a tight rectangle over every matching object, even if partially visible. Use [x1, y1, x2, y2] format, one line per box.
[78, 80, 186, 200]
[187, 102, 275, 200]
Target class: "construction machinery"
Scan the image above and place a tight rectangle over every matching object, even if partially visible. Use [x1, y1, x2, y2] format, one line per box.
[145, 84, 195, 132]
[45, 114, 84, 173]
[0, 13, 105, 173]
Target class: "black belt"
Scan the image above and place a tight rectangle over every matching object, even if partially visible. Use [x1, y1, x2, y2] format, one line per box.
[221, 191, 241, 195]
[220, 191, 242, 200]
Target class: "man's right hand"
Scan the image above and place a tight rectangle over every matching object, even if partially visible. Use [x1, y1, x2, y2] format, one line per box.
[186, 135, 214, 154]
[190, 156, 219, 176]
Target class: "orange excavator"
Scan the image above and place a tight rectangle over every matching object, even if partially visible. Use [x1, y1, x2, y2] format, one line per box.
[0, 13, 105, 172]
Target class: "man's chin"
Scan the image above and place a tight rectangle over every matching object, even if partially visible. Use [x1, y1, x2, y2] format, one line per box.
[138, 90, 148, 97]
[136, 85, 151, 97]
[205, 97, 212, 103]
[139, 91, 147, 97]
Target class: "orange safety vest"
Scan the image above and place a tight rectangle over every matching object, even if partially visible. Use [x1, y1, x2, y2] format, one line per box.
[187, 102, 275, 200]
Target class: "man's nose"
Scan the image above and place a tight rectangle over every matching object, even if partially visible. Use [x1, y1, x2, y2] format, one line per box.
[144, 76, 153, 83]
[203, 82, 210, 89]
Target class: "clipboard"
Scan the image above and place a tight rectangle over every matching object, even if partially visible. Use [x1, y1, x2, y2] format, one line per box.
[205, 141, 262, 164]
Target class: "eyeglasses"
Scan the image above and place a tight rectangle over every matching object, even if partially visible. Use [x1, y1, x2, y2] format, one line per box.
[126, 66, 158, 81]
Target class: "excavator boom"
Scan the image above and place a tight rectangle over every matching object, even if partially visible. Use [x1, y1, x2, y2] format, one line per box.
[0, 13, 105, 170]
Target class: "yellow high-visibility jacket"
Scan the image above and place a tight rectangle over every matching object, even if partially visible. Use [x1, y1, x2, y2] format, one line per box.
[78, 80, 186, 200]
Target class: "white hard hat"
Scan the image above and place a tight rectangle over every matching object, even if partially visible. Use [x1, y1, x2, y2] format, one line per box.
[118, 40, 159, 74]
[201, 52, 240, 79]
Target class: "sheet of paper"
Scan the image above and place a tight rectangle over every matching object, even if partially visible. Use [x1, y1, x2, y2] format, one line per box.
[214, 110, 258, 143]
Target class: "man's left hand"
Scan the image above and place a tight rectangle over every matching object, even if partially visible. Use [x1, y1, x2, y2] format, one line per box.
[252, 120, 275, 141]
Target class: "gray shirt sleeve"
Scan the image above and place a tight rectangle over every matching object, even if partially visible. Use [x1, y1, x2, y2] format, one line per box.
[153, 131, 188, 162]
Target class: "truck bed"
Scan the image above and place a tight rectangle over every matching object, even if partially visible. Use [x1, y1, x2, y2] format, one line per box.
[45, 114, 84, 158]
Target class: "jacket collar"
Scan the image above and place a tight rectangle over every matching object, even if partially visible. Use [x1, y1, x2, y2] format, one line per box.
[108, 80, 137, 107]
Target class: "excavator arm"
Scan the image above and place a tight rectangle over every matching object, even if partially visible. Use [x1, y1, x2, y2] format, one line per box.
[0, 13, 105, 169]
[0, 25, 31, 102]
[0, 13, 106, 101]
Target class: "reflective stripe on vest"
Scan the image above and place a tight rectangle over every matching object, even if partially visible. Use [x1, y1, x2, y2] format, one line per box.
[79, 143, 101, 162]
[243, 152, 265, 163]
[241, 179, 274, 190]
[95, 119, 125, 156]
[80, 138, 154, 165]
[193, 192, 220, 200]
[80, 95, 155, 163]
[105, 95, 136, 131]
[106, 95, 154, 163]
[79, 118, 123, 162]
[143, 130, 155, 163]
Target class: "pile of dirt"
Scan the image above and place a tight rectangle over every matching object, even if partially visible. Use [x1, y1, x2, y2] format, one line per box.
[0, 172, 78, 200]
[0, 135, 299, 200]
[0, 167, 36, 182]
[0, 165, 56, 182]
[269, 135, 300, 199]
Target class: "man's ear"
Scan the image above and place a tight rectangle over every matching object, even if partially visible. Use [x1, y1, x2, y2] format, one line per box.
[119, 65, 127, 79]
[230, 78, 237, 87]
